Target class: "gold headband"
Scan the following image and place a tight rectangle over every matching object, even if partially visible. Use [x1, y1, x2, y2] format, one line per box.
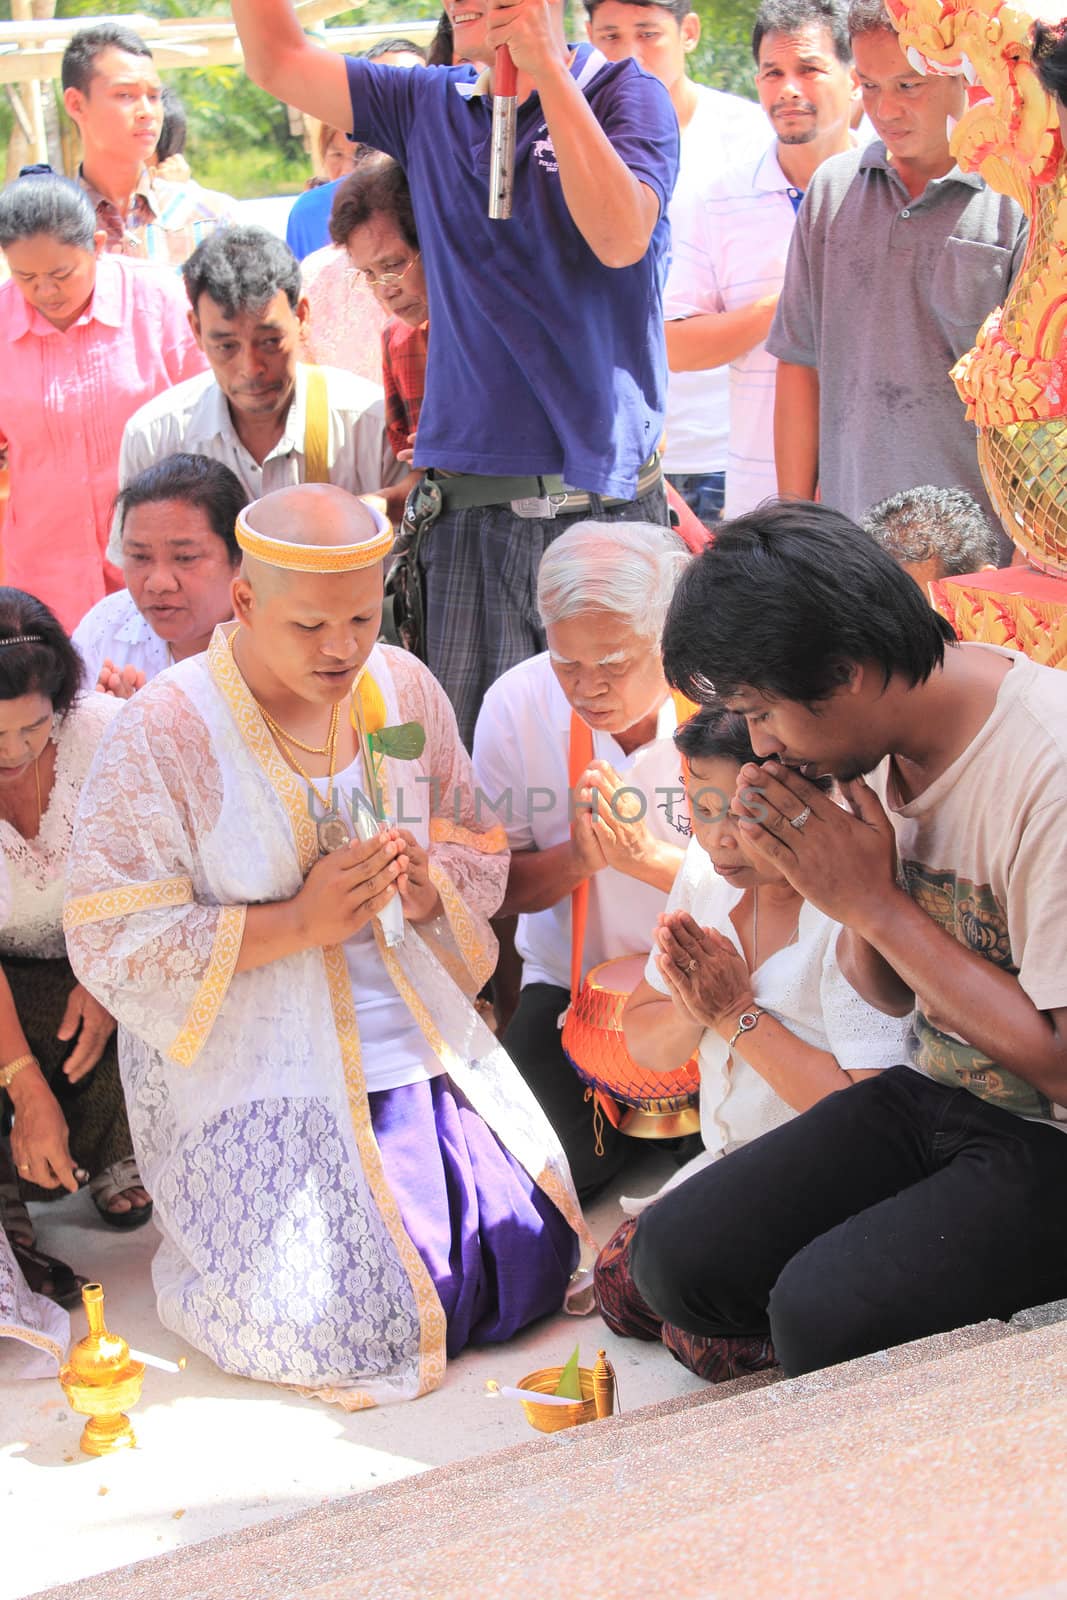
[235, 498, 394, 573]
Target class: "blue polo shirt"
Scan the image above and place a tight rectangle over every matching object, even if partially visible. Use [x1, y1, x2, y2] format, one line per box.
[286, 178, 342, 260]
[346, 46, 678, 498]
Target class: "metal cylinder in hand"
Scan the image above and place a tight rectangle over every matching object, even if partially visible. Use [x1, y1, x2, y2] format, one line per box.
[489, 45, 518, 220]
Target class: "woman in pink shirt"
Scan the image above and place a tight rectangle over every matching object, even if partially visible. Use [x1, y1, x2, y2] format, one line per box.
[0, 175, 206, 632]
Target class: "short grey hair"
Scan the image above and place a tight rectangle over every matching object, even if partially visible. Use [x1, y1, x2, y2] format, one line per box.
[537, 520, 692, 641]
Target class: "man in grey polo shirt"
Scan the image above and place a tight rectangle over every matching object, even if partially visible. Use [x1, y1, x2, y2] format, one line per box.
[768, 0, 1026, 535]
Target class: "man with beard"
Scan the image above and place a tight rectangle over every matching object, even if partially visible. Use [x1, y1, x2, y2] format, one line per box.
[624, 500, 1067, 1381]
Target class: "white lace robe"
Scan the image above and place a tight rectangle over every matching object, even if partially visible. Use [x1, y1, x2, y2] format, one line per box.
[64, 632, 593, 1408]
[0, 693, 121, 959]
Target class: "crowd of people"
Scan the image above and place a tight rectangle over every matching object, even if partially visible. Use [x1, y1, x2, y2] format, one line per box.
[0, 0, 1065, 1411]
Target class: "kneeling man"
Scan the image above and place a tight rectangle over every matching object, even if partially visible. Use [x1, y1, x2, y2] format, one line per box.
[65, 484, 590, 1406]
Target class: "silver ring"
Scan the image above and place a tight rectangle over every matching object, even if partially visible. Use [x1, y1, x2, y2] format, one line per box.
[687, 958, 697, 973]
[789, 805, 812, 832]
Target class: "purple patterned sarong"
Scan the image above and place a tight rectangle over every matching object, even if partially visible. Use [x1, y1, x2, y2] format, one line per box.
[370, 1076, 578, 1357]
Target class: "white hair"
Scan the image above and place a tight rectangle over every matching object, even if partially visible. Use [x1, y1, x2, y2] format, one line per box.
[536, 520, 692, 641]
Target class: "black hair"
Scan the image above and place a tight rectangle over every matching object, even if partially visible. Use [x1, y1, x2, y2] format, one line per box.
[156, 86, 188, 165]
[1033, 20, 1067, 106]
[364, 37, 427, 61]
[675, 705, 756, 767]
[329, 154, 419, 253]
[183, 225, 302, 319]
[752, 0, 851, 64]
[426, 12, 454, 66]
[862, 485, 1001, 577]
[661, 499, 957, 706]
[0, 590, 83, 717]
[61, 24, 153, 95]
[0, 174, 97, 252]
[846, 0, 895, 40]
[584, 0, 693, 24]
[113, 453, 247, 564]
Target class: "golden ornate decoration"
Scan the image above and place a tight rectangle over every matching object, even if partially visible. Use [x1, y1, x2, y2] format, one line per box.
[235, 501, 394, 573]
[59, 1283, 145, 1456]
[888, 0, 1067, 580]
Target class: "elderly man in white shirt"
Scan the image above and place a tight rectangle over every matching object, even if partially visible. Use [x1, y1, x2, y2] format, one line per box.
[664, 0, 857, 518]
[472, 520, 694, 1198]
[110, 224, 402, 563]
[75, 454, 245, 696]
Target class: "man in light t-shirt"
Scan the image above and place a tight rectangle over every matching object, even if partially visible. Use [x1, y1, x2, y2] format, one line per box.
[664, 0, 857, 519]
[473, 521, 693, 1196]
[586, 0, 766, 525]
[628, 500, 1067, 1381]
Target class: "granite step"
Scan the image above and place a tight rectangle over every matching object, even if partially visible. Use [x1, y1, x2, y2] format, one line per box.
[31, 1309, 1065, 1600]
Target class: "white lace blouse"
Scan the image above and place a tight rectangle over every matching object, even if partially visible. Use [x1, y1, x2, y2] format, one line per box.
[0, 692, 122, 960]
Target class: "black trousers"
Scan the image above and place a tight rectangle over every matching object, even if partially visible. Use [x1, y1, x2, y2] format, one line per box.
[630, 1065, 1067, 1378]
[502, 981, 625, 1201]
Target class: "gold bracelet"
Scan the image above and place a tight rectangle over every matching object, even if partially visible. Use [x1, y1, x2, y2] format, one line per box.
[0, 1052, 37, 1090]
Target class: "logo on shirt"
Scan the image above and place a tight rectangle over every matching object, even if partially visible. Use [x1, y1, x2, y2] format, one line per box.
[533, 130, 558, 174]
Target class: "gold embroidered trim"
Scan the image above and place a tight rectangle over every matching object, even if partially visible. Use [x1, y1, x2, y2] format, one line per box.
[428, 819, 509, 856]
[169, 904, 246, 1068]
[63, 876, 193, 931]
[427, 862, 495, 993]
[235, 503, 394, 572]
[0, 1323, 65, 1364]
[322, 940, 447, 1402]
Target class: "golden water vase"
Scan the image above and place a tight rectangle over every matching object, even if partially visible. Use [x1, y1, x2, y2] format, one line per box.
[59, 1282, 145, 1456]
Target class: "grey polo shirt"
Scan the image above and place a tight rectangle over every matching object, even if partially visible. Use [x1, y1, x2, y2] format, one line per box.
[766, 141, 1027, 529]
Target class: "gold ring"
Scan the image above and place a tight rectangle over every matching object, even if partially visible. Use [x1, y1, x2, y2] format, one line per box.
[18, 1163, 29, 1172]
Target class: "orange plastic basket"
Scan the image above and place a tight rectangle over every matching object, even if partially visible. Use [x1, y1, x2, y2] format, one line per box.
[562, 954, 699, 1116]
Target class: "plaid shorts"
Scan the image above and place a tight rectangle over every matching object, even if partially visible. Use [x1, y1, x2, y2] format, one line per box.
[418, 480, 670, 749]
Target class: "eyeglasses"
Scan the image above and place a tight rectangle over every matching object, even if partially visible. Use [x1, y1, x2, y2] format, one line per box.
[347, 251, 421, 289]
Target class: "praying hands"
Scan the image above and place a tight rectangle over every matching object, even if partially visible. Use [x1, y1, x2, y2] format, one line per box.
[653, 910, 754, 1031]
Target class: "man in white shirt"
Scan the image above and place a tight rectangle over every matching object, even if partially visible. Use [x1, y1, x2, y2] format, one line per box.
[664, 0, 857, 518]
[111, 225, 402, 561]
[473, 520, 693, 1197]
[586, 0, 767, 525]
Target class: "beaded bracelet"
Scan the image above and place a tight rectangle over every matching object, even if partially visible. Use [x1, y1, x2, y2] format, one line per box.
[0, 1053, 37, 1090]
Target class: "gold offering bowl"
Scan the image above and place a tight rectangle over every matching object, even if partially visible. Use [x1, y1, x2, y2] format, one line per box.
[516, 1365, 599, 1433]
[59, 1283, 145, 1456]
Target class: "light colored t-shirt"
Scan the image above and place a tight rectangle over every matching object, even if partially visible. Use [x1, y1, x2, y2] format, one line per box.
[641, 838, 910, 1173]
[472, 652, 691, 992]
[666, 139, 798, 515]
[72, 589, 171, 690]
[870, 645, 1067, 1129]
[661, 85, 767, 477]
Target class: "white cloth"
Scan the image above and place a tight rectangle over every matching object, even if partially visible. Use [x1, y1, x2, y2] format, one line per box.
[72, 589, 171, 690]
[661, 87, 768, 476]
[471, 653, 691, 992]
[109, 362, 403, 562]
[666, 140, 799, 515]
[620, 837, 912, 1211]
[0, 1229, 69, 1380]
[0, 693, 122, 959]
[65, 634, 593, 1407]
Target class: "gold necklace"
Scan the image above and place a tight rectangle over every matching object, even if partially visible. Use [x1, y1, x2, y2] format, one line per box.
[267, 702, 340, 812]
[258, 701, 336, 756]
[33, 755, 42, 835]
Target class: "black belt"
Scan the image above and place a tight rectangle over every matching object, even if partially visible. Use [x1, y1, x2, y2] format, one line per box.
[429, 453, 663, 516]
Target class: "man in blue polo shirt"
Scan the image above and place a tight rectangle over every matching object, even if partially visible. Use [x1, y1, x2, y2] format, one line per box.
[234, 0, 677, 746]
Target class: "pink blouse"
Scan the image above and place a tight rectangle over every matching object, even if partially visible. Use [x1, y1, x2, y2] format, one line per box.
[0, 254, 207, 632]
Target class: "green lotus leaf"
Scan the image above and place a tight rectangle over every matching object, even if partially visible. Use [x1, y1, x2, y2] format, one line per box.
[369, 721, 427, 761]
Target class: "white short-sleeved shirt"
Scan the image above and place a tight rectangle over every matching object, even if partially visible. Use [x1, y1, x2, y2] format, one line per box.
[661, 87, 768, 476]
[109, 363, 403, 562]
[472, 653, 691, 992]
[638, 838, 911, 1178]
[72, 589, 171, 689]
[667, 140, 799, 516]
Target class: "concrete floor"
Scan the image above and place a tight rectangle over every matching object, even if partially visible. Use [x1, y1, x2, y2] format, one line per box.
[1, 1147, 705, 1600]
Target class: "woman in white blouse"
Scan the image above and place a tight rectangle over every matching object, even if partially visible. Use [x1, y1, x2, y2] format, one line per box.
[0, 591, 149, 1309]
[595, 704, 911, 1380]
